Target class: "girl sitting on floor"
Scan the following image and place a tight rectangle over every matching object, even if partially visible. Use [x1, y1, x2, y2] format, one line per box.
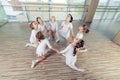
[75, 24, 89, 52]
[57, 14, 74, 43]
[31, 31, 59, 68]
[25, 21, 39, 47]
[48, 16, 59, 41]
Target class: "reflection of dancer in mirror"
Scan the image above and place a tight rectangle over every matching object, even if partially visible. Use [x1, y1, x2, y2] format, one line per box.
[60, 38, 85, 72]
[57, 14, 74, 43]
[25, 21, 38, 47]
[31, 31, 59, 68]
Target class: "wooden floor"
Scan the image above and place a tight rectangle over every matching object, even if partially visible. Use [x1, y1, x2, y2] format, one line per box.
[0, 21, 120, 80]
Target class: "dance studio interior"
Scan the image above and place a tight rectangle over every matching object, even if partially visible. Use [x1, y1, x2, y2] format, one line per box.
[0, 0, 120, 80]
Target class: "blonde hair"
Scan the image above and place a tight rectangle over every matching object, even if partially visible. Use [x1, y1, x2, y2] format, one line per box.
[51, 16, 56, 22]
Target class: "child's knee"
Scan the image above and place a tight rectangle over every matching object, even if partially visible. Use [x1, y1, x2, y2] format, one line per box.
[41, 55, 46, 59]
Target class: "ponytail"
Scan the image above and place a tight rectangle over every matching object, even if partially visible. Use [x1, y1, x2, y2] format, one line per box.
[69, 14, 73, 23]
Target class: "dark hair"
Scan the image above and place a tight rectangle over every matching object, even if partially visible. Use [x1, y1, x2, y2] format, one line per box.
[82, 24, 89, 33]
[73, 48, 77, 56]
[85, 29, 89, 33]
[30, 21, 35, 29]
[83, 24, 86, 27]
[36, 17, 44, 26]
[73, 40, 84, 56]
[68, 14, 73, 23]
[36, 17, 41, 24]
[36, 31, 45, 42]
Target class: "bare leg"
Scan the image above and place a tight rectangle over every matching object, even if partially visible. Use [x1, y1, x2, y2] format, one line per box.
[48, 30, 52, 40]
[55, 31, 60, 42]
[37, 55, 46, 62]
[31, 55, 46, 68]
[51, 31, 55, 40]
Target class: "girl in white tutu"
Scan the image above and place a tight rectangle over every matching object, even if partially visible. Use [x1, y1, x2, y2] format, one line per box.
[57, 14, 74, 43]
[48, 16, 59, 41]
[60, 38, 85, 72]
[36, 17, 48, 37]
[75, 24, 89, 52]
[31, 31, 59, 68]
[25, 21, 38, 47]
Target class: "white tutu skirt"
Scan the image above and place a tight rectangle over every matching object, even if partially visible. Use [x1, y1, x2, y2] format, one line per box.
[36, 49, 49, 57]
[66, 55, 77, 65]
[59, 30, 70, 40]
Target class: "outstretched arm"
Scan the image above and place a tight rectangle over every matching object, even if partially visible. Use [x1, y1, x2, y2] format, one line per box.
[51, 48, 60, 54]
[70, 28, 74, 40]
[60, 45, 70, 54]
[46, 39, 60, 54]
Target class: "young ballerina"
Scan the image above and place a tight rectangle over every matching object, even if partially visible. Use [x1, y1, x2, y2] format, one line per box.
[48, 16, 59, 41]
[36, 17, 48, 36]
[25, 21, 38, 47]
[75, 24, 89, 51]
[31, 31, 59, 68]
[57, 14, 74, 43]
[60, 38, 85, 72]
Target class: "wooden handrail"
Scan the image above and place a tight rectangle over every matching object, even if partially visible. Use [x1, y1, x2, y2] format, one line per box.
[96, 10, 120, 12]
[98, 6, 120, 7]
[1, 4, 120, 8]
[23, 10, 87, 12]
[22, 9, 120, 12]
[22, 2, 88, 6]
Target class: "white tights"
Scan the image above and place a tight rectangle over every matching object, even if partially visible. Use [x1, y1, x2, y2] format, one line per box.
[66, 59, 84, 72]
[26, 43, 37, 47]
